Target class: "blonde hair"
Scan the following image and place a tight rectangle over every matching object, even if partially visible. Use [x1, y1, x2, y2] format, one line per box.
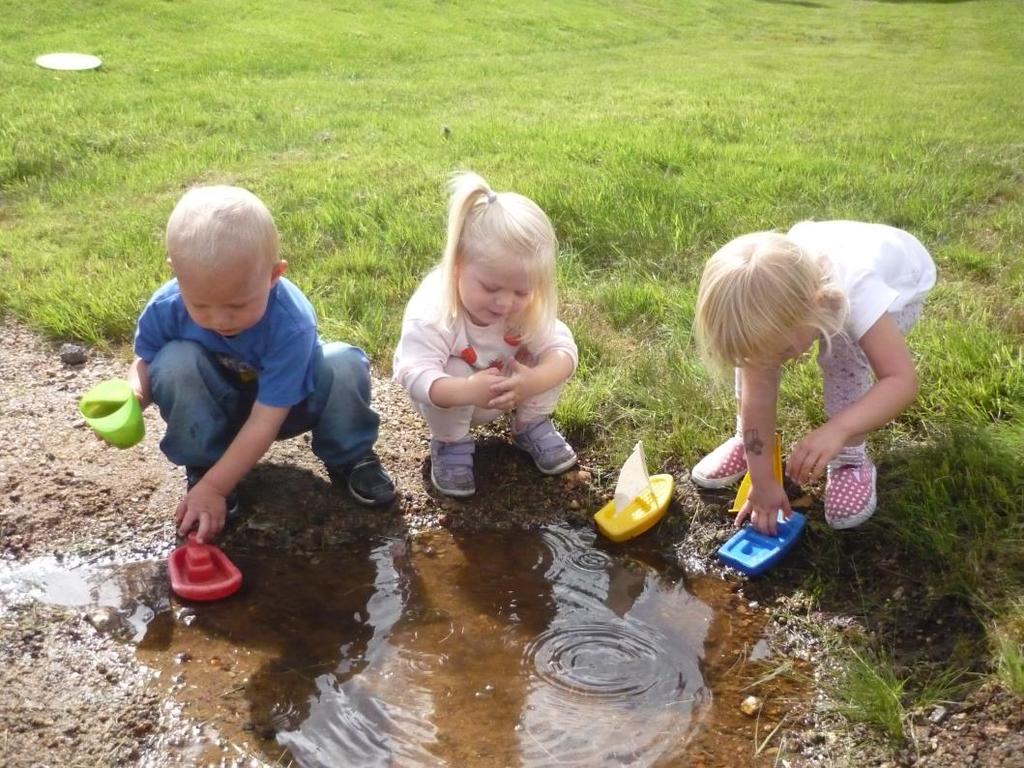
[436, 171, 558, 345]
[695, 231, 848, 370]
[165, 185, 279, 272]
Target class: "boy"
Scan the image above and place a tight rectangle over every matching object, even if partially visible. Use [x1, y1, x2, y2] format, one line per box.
[129, 185, 395, 543]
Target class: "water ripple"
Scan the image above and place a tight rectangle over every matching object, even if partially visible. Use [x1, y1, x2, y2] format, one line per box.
[525, 620, 676, 700]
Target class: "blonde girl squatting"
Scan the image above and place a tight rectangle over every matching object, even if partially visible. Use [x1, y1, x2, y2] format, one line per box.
[393, 172, 578, 497]
[692, 221, 936, 532]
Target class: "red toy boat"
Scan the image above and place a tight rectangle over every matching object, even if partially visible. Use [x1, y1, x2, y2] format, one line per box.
[168, 534, 243, 601]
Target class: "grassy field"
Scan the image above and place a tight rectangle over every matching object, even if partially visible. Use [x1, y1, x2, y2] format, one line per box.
[2, 0, 1022, 751]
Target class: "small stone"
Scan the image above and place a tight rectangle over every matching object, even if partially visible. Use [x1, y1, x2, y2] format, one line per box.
[576, 470, 592, 484]
[59, 343, 88, 365]
[740, 695, 762, 716]
[928, 705, 948, 724]
[86, 608, 119, 633]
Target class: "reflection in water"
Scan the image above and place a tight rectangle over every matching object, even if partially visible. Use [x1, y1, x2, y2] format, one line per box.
[0, 556, 167, 641]
[262, 526, 709, 767]
[518, 527, 710, 765]
[0, 526, 719, 766]
[276, 542, 439, 767]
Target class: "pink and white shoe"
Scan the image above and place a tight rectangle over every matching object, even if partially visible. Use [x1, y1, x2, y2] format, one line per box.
[691, 436, 747, 489]
[825, 456, 877, 529]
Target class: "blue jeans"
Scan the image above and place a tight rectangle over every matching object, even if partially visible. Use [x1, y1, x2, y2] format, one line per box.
[149, 340, 380, 470]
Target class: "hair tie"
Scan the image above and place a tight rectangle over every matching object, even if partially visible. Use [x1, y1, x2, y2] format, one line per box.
[485, 190, 497, 204]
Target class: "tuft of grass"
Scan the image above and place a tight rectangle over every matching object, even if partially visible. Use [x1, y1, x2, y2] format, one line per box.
[991, 602, 1024, 696]
[834, 647, 907, 741]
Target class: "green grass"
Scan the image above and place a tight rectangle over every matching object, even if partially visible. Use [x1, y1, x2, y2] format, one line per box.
[992, 601, 1024, 695]
[2, 0, 1023, 749]
[835, 648, 909, 741]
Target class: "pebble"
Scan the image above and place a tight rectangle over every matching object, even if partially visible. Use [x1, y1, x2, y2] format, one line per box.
[58, 343, 88, 365]
[85, 608, 119, 633]
[740, 695, 762, 716]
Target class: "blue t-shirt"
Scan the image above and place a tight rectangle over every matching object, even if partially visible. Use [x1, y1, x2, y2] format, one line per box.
[134, 277, 320, 408]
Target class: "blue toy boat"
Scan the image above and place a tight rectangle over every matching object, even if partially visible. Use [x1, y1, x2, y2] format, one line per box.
[717, 511, 806, 576]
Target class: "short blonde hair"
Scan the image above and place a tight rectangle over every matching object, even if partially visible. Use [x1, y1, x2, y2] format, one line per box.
[165, 185, 279, 271]
[436, 171, 558, 345]
[695, 231, 848, 370]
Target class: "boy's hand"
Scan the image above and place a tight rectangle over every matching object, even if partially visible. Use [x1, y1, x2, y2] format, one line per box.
[465, 367, 505, 409]
[175, 483, 227, 543]
[128, 357, 152, 409]
[487, 360, 534, 411]
[735, 480, 792, 536]
[788, 423, 848, 485]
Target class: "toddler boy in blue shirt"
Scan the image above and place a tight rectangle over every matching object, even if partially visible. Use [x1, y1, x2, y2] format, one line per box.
[129, 185, 395, 542]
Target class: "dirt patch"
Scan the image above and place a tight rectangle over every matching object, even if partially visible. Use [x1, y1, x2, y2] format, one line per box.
[1, 318, 1020, 767]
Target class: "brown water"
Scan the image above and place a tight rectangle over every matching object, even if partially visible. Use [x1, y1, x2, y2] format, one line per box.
[1, 525, 797, 766]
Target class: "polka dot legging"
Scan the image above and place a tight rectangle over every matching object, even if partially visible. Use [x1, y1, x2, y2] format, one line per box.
[818, 301, 923, 424]
[733, 301, 924, 444]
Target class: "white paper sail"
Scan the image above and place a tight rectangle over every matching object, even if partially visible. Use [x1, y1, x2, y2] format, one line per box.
[614, 441, 653, 514]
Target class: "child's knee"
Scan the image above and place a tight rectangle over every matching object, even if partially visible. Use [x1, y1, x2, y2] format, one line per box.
[150, 340, 208, 387]
[320, 342, 371, 384]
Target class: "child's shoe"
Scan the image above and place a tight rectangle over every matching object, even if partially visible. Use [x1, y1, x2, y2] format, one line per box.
[328, 451, 396, 506]
[512, 419, 577, 475]
[430, 437, 476, 497]
[186, 467, 241, 521]
[824, 453, 877, 529]
[691, 436, 747, 489]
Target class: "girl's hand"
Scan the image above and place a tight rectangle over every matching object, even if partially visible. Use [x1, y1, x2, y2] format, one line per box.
[788, 423, 848, 485]
[735, 480, 792, 536]
[487, 359, 534, 411]
[175, 484, 227, 543]
[465, 367, 505, 409]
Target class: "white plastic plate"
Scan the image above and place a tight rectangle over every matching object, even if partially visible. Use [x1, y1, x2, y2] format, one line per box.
[35, 53, 102, 71]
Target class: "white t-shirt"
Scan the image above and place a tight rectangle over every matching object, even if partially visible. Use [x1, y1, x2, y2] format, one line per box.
[393, 269, 578, 405]
[787, 220, 937, 340]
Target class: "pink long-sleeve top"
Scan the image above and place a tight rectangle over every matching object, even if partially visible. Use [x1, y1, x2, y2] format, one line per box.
[392, 270, 578, 406]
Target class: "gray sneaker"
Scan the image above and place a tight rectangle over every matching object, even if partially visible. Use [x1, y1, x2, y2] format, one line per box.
[512, 419, 577, 475]
[430, 437, 476, 497]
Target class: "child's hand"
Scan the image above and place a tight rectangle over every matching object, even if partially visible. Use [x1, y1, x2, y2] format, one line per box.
[487, 359, 534, 411]
[788, 423, 848, 485]
[175, 484, 227, 543]
[128, 358, 152, 409]
[735, 480, 792, 536]
[465, 367, 505, 409]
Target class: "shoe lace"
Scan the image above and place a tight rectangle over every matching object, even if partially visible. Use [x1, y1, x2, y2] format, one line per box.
[830, 446, 868, 470]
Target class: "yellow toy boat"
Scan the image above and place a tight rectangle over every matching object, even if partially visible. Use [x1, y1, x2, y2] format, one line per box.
[595, 441, 675, 543]
[729, 431, 783, 513]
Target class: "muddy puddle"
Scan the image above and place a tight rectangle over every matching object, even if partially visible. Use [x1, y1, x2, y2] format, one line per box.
[0, 525, 797, 766]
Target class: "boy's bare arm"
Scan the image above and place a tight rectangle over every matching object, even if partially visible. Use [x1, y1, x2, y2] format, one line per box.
[199, 403, 290, 496]
[128, 357, 152, 408]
